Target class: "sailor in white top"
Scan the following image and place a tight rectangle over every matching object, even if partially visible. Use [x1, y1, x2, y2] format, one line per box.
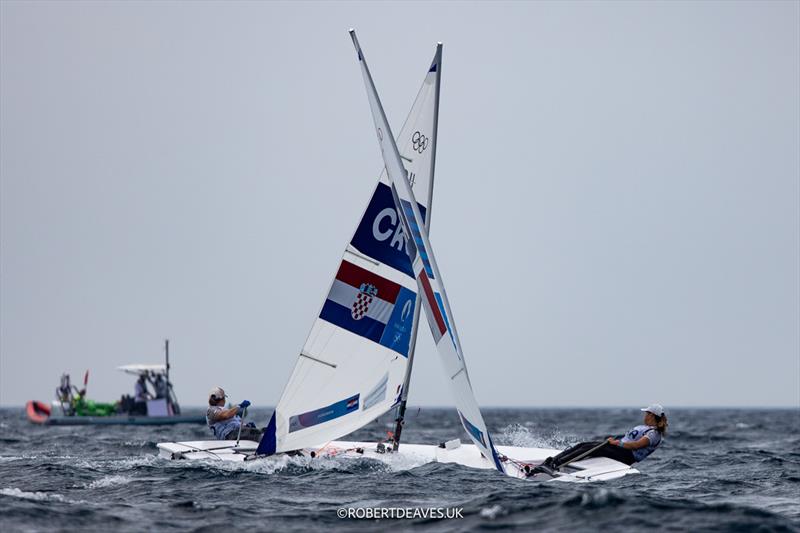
[534, 404, 668, 475]
[206, 386, 260, 440]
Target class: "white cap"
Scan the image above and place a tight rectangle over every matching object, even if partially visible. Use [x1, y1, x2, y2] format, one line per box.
[209, 386, 227, 400]
[641, 403, 665, 417]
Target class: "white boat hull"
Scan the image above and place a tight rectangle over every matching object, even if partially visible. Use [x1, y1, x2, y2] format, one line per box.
[156, 439, 639, 482]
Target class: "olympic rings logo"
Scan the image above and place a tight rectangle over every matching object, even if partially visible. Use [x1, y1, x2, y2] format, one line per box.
[412, 131, 429, 153]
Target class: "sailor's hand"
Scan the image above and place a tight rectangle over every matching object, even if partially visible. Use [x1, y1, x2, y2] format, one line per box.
[239, 400, 251, 409]
[607, 437, 620, 446]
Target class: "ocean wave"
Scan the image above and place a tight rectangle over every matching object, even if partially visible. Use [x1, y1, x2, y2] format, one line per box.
[72, 453, 162, 472]
[85, 475, 133, 489]
[497, 423, 575, 449]
[122, 440, 154, 448]
[0, 488, 67, 503]
[162, 448, 434, 477]
[561, 487, 626, 509]
[479, 504, 506, 519]
[2, 407, 798, 532]
[460, 485, 800, 531]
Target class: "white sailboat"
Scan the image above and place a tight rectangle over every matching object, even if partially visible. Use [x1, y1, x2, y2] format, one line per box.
[157, 32, 638, 483]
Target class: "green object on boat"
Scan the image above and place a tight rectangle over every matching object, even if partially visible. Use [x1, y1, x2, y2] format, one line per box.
[72, 396, 117, 417]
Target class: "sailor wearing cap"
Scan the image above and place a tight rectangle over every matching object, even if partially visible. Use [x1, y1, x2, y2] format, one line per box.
[532, 404, 668, 476]
[607, 404, 668, 462]
[206, 386, 254, 440]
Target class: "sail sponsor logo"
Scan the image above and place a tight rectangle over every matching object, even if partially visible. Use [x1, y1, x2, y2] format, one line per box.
[288, 394, 360, 433]
[412, 131, 429, 154]
[400, 299, 413, 322]
[351, 182, 426, 278]
[319, 260, 417, 357]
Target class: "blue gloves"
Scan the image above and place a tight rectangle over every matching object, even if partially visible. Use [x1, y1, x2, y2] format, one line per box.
[239, 400, 251, 409]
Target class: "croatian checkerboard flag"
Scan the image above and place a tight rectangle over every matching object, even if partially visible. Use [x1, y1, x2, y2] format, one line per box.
[319, 260, 416, 357]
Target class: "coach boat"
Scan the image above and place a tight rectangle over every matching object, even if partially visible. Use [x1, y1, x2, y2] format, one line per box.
[27, 341, 205, 426]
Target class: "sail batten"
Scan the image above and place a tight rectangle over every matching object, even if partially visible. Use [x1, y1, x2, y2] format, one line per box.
[350, 30, 506, 474]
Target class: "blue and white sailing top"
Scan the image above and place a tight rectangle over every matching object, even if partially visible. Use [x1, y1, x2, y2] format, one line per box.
[206, 406, 241, 440]
[621, 424, 663, 462]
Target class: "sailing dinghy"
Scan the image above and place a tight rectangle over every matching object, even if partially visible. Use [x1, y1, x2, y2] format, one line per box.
[157, 32, 638, 483]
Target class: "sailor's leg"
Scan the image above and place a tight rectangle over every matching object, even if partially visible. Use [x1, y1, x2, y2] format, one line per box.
[239, 426, 263, 441]
[590, 443, 636, 465]
[223, 426, 262, 441]
[550, 441, 602, 468]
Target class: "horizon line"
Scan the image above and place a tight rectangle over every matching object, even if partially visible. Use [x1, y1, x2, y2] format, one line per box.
[2, 403, 798, 409]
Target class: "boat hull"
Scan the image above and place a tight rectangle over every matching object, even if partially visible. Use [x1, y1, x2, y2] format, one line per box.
[155, 439, 639, 482]
[26, 401, 205, 425]
[42, 415, 206, 426]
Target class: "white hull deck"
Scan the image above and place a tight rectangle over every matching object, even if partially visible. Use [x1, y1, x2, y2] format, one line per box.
[156, 439, 638, 483]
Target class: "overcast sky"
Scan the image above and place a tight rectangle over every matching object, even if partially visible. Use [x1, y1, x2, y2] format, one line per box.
[1, 1, 798, 409]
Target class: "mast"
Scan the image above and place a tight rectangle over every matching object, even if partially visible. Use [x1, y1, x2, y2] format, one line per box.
[393, 43, 442, 451]
[165, 338, 180, 414]
[350, 30, 505, 473]
[165, 338, 170, 387]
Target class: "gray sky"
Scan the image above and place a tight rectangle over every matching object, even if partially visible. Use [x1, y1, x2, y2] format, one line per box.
[2, 1, 798, 408]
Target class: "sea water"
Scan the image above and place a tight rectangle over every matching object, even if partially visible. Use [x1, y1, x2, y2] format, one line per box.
[1, 407, 798, 532]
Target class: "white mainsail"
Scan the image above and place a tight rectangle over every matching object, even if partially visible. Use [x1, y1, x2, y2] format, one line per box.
[349, 30, 506, 474]
[257, 45, 442, 455]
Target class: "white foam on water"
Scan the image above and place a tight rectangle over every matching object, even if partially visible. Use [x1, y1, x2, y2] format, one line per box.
[86, 475, 133, 489]
[0, 488, 66, 502]
[168, 447, 433, 475]
[122, 440, 150, 447]
[498, 423, 574, 449]
[75, 454, 160, 472]
[578, 487, 617, 506]
[311, 448, 433, 472]
[480, 504, 504, 519]
[188, 453, 294, 475]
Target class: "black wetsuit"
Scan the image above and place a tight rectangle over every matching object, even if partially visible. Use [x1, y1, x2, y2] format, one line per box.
[223, 425, 263, 441]
[551, 441, 635, 467]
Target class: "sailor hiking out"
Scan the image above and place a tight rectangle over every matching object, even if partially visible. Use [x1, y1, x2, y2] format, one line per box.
[531, 404, 668, 476]
[206, 386, 261, 441]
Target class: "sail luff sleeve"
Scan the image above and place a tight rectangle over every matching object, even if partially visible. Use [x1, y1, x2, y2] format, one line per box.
[398, 44, 442, 410]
